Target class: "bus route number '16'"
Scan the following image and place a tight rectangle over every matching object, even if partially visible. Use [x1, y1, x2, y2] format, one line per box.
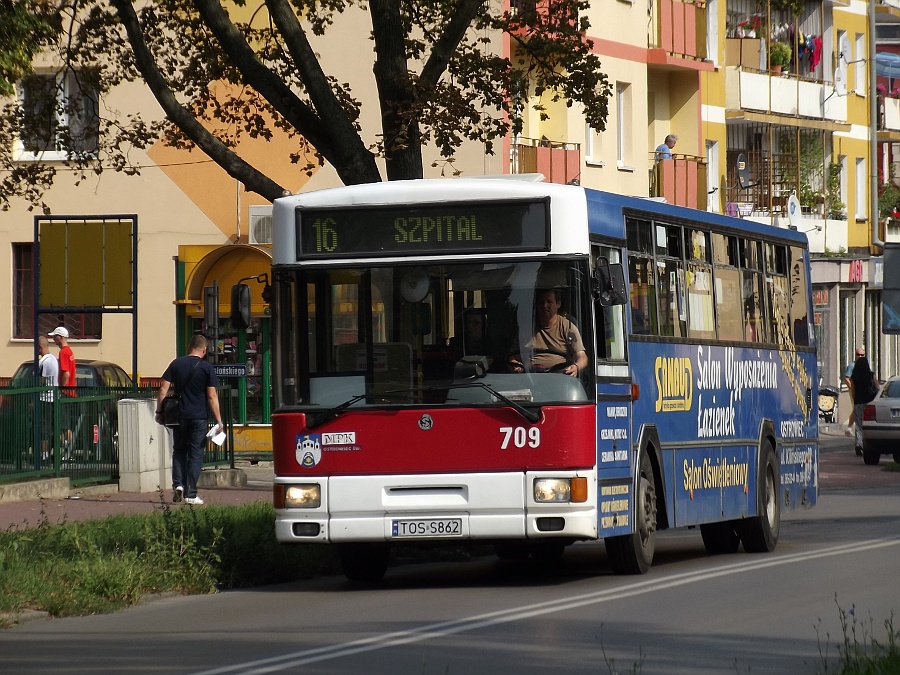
[312, 219, 338, 252]
[500, 426, 541, 449]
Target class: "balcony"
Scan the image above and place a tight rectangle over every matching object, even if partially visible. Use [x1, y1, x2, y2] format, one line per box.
[725, 67, 848, 128]
[510, 138, 580, 185]
[649, 155, 708, 209]
[879, 96, 900, 140]
[648, 0, 711, 67]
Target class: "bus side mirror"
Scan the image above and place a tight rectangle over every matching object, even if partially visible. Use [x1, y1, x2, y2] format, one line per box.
[230, 283, 251, 329]
[592, 263, 627, 306]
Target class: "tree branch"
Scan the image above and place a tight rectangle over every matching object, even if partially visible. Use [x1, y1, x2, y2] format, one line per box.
[419, 0, 485, 91]
[264, 0, 380, 184]
[110, 0, 285, 201]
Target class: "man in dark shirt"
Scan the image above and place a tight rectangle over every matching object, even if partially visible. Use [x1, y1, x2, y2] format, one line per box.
[155, 334, 222, 505]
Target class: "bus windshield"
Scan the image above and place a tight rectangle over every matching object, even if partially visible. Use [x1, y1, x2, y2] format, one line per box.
[274, 258, 595, 410]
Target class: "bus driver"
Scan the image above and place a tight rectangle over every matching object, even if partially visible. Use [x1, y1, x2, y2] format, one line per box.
[508, 289, 588, 377]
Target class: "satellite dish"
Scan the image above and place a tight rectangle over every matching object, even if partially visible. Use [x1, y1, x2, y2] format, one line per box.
[839, 34, 851, 65]
[834, 63, 847, 96]
[736, 153, 752, 189]
[787, 194, 802, 229]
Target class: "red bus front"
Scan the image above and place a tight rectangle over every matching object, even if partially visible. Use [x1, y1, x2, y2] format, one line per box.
[271, 257, 602, 577]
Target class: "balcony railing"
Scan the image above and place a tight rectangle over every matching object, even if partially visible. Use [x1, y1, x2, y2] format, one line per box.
[650, 155, 708, 209]
[650, 0, 708, 61]
[725, 68, 847, 125]
[510, 138, 581, 185]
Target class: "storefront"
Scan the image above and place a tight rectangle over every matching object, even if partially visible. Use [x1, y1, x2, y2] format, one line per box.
[175, 244, 273, 459]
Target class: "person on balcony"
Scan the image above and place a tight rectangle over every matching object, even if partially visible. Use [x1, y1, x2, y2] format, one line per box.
[655, 134, 678, 161]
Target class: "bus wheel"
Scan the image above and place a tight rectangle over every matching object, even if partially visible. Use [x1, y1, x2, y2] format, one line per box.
[605, 451, 657, 574]
[700, 522, 740, 555]
[737, 444, 780, 553]
[337, 543, 390, 582]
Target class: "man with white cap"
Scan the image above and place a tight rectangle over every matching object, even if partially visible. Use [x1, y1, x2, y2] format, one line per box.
[49, 326, 75, 395]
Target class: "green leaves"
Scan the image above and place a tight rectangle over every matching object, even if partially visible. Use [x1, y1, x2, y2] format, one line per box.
[0, 0, 60, 96]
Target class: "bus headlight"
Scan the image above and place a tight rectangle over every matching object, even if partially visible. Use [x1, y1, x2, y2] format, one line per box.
[281, 484, 321, 508]
[534, 478, 571, 503]
[533, 477, 588, 503]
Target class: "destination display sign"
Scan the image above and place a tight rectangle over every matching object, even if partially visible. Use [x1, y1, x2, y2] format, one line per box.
[296, 198, 550, 259]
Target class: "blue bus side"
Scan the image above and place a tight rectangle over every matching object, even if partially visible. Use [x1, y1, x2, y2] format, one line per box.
[626, 341, 817, 528]
[587, 188, 816, 538]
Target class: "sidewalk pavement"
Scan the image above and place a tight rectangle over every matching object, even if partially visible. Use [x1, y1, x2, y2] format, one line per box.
[0, 462, 274, 531]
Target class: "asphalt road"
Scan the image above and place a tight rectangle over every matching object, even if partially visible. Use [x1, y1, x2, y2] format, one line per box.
[1, 433, 897, 675]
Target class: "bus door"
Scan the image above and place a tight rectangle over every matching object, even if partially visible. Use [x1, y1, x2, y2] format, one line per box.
[591, 244, 634, 538]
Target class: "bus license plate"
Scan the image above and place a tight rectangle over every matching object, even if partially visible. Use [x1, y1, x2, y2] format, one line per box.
[392, 518, 462, 538]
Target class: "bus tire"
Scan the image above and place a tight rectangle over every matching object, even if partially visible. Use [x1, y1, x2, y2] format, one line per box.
[337, 542, 390, 582]
[605, 451, 657, 574]
[737, 443, 780, 553]
[863, 444, 881, 466]
[700, 522, 741, 555]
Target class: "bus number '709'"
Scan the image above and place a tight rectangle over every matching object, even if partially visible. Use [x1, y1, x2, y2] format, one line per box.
[500, 426, 541, 449]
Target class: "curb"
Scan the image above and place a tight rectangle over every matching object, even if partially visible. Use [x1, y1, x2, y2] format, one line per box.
[0, 468, 246, 505]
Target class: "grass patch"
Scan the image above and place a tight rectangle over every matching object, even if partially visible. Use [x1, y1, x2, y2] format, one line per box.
[0, 497, 339, 622]
[882, 461, 900, 473]
[818, 596, 900, 674]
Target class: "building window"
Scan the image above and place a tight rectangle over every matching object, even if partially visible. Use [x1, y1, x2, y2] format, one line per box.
[585, 123, 602, 164]
[840, 290, 857, 382]
[854, 33, 865, 97]
[616, 82, 631, 168]
[12, 243, 102, 339]
[855, 157, 866, 220]
[17, 70, 99, 160]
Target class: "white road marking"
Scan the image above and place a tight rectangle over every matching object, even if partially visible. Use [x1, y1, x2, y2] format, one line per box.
[191, 537, 900, 675]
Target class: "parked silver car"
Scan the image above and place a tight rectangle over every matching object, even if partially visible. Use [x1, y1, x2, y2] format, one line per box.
[861, 376, 900, 466]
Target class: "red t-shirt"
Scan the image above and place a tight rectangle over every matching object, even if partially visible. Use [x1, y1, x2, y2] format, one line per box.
[59, 345, 75, 394]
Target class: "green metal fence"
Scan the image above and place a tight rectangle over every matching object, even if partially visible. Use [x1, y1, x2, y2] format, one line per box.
[0, 380, 233, 486]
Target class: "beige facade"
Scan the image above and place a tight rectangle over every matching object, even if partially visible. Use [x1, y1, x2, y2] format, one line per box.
[4, 0, 899, 396]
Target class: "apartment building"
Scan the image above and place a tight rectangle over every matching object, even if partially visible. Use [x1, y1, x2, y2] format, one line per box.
[3, 0, 899, 445]
[512, 0, 898, 395]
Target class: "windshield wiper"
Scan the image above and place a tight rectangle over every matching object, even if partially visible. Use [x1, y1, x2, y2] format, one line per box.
[306, 394, 369, 429]
[307, 382, 542, 429]
[442, 382, 542, 424]
[306, 391, 412, 429]
[382, 383, 542, 424]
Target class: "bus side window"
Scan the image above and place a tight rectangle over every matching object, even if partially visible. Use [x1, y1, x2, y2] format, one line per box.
[592, 245, 627, 362]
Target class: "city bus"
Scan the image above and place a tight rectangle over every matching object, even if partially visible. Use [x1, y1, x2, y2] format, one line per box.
[269, 177, 818, 581]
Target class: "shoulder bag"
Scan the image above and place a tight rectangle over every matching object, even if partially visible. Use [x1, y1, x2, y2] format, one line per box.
[160, 358, 202, 427]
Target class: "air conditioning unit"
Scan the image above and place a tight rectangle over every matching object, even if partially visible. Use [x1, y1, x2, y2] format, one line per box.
[248, 205, 273, 244]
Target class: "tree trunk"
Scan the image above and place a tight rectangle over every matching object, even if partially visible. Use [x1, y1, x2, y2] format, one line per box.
[370, 0, 423, 181]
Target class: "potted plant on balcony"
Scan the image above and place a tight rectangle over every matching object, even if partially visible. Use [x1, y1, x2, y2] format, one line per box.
[769, 41, 791, 74]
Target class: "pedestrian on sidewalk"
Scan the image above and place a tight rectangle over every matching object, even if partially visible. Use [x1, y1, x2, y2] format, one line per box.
[37, 335, 59, 461]
[848, 346, 878, 456]
[49, 327, 75, 394]
[155, 334, 223, 505]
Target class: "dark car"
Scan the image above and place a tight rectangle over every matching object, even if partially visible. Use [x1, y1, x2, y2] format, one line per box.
[861, 376, 900, 466]
[9, 359, 134, 388]
[3, 360, 135, 463]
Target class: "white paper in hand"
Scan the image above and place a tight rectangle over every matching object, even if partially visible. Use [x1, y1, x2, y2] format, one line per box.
[207, 426, 226, 446]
